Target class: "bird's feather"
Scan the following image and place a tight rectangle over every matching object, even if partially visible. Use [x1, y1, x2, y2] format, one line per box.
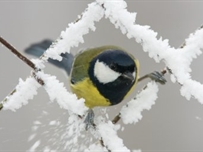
[25, 39, 74, 75]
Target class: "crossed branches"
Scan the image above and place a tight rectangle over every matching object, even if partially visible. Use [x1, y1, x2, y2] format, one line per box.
[1, 0, 203, 151]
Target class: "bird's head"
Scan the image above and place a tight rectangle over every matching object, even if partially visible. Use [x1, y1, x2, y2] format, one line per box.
[88, 49, 139, 105]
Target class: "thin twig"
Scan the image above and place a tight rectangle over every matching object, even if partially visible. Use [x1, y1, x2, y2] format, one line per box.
[138, 74, 149, 82]
[99, 138, 111, 152]
[0, 37, 45, 86]
[32, 72, 44, 85]
[112, 114, 121, 124]
[0, 36, 36, 70]
[138, 69, 167, 82]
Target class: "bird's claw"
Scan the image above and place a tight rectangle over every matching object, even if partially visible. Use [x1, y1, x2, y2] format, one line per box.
[84, 109, 95, 130]
[148, 71, 167, 84]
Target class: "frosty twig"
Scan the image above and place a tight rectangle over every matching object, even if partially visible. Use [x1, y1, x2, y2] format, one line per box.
[0, 36, 44, 111]
[0, 36, 44, 85]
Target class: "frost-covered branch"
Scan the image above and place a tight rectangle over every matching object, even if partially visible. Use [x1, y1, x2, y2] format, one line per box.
[0, 36, 45, 111]
[111, 69, 166, 124]
[39, 2, 104, 64]
[88, 80, 159, 151]
[2, 0, 203, 151]
[0, 2, 104, 113]
[120, 81, 158, 124]
[111, 82, 158, 125]
[97, 121, 130, 151]
[36, 71, 87, 116]
[90, 80, 159, 152]
[99, 0, 203, 105]
[44, 2, 104, 60]
[1, 19, 94, 113]
[0, 89, 16, 110]
[0, 36, 45, 86]
[2, 77, 41, 111]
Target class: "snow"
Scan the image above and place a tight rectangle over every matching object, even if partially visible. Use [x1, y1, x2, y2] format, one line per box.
[180, 79, 203, 104]
[97, 121, 130, 152]
[85, 144, 107, 152]
[33, 120, 42, 125]
[31, 126, 39, 132]
[2, 0, 203, 151]
[42, 2, 104, 61]
[28, 114, 90, 151]
[31, 59, 45, 69]
[2, 0, 203, 117]
[36, 71, 88, 116]
[100, 0, 203, 105]
[120, 81, 158, 124]
[49, 120, 60, 126]
[3, 77, 40, 111]
[29, 140, 41, 151]
[28, 134, 36, 142]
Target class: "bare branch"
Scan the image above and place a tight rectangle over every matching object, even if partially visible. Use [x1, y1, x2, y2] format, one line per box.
[0, 36, 36, 70]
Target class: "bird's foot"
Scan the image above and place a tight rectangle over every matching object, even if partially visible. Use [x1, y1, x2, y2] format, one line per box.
[148, 71, 167, 84]
[84, 109, 95, 130]
[138, 70, 167, 84]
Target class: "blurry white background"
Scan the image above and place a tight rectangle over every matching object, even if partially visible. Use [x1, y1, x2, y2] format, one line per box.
[1, 0, 203, 151]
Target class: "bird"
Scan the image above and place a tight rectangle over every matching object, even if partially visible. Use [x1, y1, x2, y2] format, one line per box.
[70, 45, 139, 108]
[25, 40, 166, 129]
[25, 40, 139, 108]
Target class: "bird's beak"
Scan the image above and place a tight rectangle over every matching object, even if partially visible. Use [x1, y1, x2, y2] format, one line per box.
[122, 72, 135, 81]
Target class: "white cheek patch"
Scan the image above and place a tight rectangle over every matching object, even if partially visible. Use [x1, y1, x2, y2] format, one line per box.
[94, 60, 121, 84]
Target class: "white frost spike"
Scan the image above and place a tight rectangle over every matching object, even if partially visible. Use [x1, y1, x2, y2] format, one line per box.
[97, 121, 130, 152]
[36, 71, 88, 116]
[3, 77, 40, 111]
[120, 82, 158, 124]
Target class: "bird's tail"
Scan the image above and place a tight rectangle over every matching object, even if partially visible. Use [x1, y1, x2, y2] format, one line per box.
[25, 39, 74, 75]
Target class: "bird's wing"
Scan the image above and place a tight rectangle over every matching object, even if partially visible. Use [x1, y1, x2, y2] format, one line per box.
[25, 39, 74, 75]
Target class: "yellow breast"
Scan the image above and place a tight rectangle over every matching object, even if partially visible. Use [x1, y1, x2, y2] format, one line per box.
[70, 78, 111, 108]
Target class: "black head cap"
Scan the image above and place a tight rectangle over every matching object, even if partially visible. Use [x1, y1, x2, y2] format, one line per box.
[96, 49, 135, 74]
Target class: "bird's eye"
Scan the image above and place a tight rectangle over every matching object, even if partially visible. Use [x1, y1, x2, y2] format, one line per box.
[71, 78, 75, 84]
[110, 63, 116, 70]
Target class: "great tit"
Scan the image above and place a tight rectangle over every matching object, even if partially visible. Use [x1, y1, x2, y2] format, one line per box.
[25, 40, 166, 129]
[25, 40, 139, 109]
[70, 45, 139, 108]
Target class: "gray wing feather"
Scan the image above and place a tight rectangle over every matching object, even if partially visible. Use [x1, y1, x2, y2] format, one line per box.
[25, 39, 74, 75]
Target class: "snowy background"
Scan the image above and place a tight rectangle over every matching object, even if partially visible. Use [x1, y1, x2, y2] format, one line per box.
[1, 0, 203, 151]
